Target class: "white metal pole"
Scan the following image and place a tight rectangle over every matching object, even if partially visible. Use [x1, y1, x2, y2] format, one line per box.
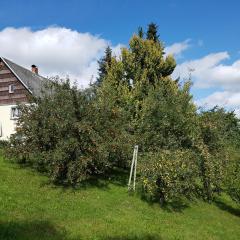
[133, 145, 138, 191]
[128, 146, 136, 190]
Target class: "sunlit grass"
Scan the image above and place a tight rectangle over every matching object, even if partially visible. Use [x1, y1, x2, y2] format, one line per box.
[0, 150, 239, 240]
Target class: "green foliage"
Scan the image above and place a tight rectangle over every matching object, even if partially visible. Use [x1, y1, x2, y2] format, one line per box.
[137, 26, 144, 38]
[199, 107, 240, 151]
[137, 80, 198, 151]
[0, 140, 8, 148]
[225, 149, 240, 203]
[146, 22, 159, 42]
[140, 150, 199, 204]
[95, 58, 134, 168]
[7, 79, 109, 185]
[96, 46, 112, 86]
[197, 107, 240, 202]
[122, 34, 175, 87]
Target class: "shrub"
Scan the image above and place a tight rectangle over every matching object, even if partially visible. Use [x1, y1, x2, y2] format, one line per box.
[225, 149, 240, 203]
[139, 150, 199, 204]
[7, 79, 109, 185]
[0, 140, 8, 148]
[198, 108, 240, 201]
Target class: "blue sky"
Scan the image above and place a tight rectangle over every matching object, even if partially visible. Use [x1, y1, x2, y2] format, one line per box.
[0, 0, 240, 115]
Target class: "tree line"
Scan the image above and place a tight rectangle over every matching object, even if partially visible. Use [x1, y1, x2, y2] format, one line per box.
[7, 23, 240, 204]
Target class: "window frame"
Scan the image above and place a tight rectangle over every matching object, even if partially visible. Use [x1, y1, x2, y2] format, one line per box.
[10, 106, 21, 120]
[9, 84, 15, 94]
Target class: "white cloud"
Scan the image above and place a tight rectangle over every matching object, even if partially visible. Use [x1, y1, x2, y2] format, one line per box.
[196, 91, 240, 108]
[195, 91, 240, 117]
[174, 51, 240, 117]
[174, 52, 240, 90]
[235, 108, 240, 118]
[165, 39, 190, 57]
[0, 26, 121, 87]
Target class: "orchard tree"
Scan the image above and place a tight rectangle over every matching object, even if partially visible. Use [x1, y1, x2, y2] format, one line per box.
[95, 57, 134, 168]
[97, 25, 201, 202]
[8, 78, 109, 185]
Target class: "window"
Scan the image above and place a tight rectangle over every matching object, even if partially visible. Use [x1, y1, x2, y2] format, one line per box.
[9, 84, 15, 94]
[11, 107, 21, 119]
[0, 122, 2, 137]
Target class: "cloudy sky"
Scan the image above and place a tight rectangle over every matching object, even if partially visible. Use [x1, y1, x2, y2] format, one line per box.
[0, 0, 239, 116]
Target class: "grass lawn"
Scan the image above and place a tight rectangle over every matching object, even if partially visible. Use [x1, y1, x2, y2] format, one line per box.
[0, 150, 240, 240]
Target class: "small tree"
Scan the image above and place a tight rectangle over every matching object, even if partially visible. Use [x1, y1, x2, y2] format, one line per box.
[198, 108, 240, 201]
[8, 78, 109, 185]
[95, 58, 134, 168]
[137, 26, 144, 38]
[226, 153, 240, 203]
[140, 150, 199, 204]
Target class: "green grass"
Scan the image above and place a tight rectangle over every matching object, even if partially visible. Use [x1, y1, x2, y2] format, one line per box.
[0, 151, 240, 240]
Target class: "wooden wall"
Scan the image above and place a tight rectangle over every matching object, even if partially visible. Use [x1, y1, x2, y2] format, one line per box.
[0, 60, 29, 105]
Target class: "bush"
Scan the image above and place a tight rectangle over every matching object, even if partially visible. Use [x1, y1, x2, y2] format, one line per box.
[0, 140, 8, 148]
[139, 150, 199, 204]
[225, 149, 240, 203]
[198, 108, 240, 201]
[7, 79, 110, 185]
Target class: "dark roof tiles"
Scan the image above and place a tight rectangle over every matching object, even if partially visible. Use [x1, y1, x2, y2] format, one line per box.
[1, 57, 48, 97]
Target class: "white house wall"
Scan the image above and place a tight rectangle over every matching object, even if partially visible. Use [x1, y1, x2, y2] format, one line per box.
[0, 105, 18, 140]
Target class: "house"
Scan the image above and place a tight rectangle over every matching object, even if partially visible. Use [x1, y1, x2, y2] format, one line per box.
[0, 57, 46, 140]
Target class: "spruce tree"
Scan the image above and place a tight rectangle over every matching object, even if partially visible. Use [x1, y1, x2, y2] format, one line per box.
[138, 27, 144, 38]
[146, 22, 159, 42]
[96, 46, 112, 86]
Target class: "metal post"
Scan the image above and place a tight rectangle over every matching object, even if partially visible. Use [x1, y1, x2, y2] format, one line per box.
[128, 146, 136, 190]
[128, 145, 138, 191]
[133, 145, 138, 191]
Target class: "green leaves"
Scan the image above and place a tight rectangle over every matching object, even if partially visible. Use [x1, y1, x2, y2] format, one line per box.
[8, 79, 109, 185]
[140, 150, 199, 204]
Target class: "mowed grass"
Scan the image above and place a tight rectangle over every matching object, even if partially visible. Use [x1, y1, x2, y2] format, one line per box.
[0, 151, 240, 240]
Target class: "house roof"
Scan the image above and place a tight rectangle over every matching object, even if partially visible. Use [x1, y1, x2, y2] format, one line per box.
[0, 57, 48, 97]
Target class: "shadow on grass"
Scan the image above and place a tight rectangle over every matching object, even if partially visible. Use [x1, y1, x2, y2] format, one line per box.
[104, 235, 162, 240]
[42, 167, 129, 192]
[105, 167, 129, 186]
[0, 220, 81, 240]
[161, 200, 190, 213]
[139, 192, 190, 212]
[77, 168, 129, 191]
[214, 199, 240, 217]
[0, 221, 162, 240]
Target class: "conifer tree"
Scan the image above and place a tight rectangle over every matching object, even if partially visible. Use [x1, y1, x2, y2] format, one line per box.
[138, 27, 144, 38]
[146, 22, 159, 42]
[96, 46, 112, 86]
